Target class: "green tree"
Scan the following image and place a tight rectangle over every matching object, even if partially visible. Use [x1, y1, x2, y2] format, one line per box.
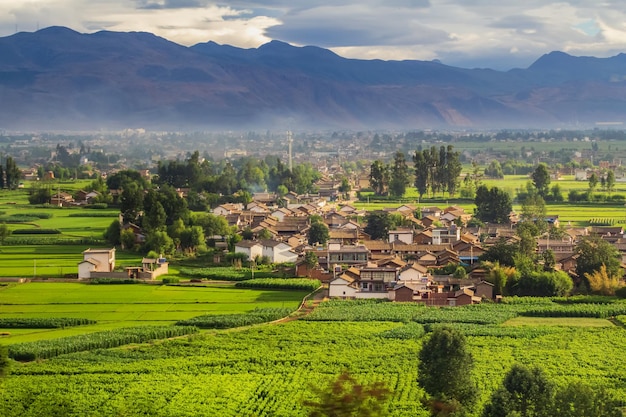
[364, 211, 392, 241]
[103, 220, 121, 246]
[4, 156, 21, 190]
[520, 194, 547, 232]
[120, 182, 144, 223]
[192, 212, 231, 238]
[445, 145, 463, 197]
[482, 364, 553, 417]
[304, 370, 391, 417]
[588, 172, 599, 191]
[484, 160, 504, 178]
[552, 382, 623, 417]
[575, 235, 623, 283]
[120, 228, 136, 250]
[258, 228, 273, 240]
[531, 163, 550, 198]
[143, 201, 167, 233]
[369, 160, 389, 196]
[542, 249, 556, 272]
[418, 327, 478, 414]
[304, 251, 319, 269]
[0, 163, 4, 188]
[606, 170, 616, 195]
[474, 186, 512, 224]
[389, 151, 411, 198]
[145, 230, 175, 255]
[413, 150, 429, 198]
[308, 222, 330, 246]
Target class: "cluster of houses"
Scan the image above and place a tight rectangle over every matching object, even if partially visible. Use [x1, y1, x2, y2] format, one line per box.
[78, 248, 169, 280]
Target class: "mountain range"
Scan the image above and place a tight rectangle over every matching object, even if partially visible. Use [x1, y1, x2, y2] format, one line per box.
[1, 26, 626, 131]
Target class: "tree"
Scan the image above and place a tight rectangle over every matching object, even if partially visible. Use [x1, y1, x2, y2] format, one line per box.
[4, 156, 21, 190]
[575, 235, 623, 283]
[418, 327, 477, 413]
[120, 228, 136, 250]
[484, 160, 504, 179]
[552, 382, 623, 417]
[480, 238, 518, 267]
[542, 249, 556, 272]
[531, 163, 550, 198]
[389, 151, 411, 197]
[413, 150, 428, 198]
[0, 163, 4, 188]
[584, 264, 623, 295]
[364, 211, 392, 241]
[482, 364, 553, 417]
[120, 182, 144, 223]
[308, 222, 330, 246]
[304, 370, 391, 417]
[445, 145, 463, 197]
[588, 172, 599, 191]
[144, 230, 175, 255]
[0, 223, 9, 246]
[304, 251, 319, 271]
[143, 201, 167, 233]
[369, 160, 388, 196]
[103, 220, 121, 246]
[474, 186, 512, 224]
[605, 170, 616, 195]
[520, 194, 546, 232]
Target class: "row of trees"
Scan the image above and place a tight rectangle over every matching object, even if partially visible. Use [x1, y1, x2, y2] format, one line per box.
[369, 145, 463, 198]
[0, 156, 21, 190]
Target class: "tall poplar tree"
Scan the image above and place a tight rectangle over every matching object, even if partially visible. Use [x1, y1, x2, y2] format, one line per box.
[389, 151, 411, 197]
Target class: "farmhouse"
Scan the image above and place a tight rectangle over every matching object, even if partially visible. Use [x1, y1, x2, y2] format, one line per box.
[78, 248, 116, 279]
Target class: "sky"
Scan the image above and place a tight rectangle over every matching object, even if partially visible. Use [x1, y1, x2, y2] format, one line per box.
[1, 0, 626, 70]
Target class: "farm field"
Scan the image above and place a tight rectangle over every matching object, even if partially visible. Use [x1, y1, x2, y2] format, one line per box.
[0, 282, 308, 344]
[0, 245, 142, 277]
[1, 298, 626, 416]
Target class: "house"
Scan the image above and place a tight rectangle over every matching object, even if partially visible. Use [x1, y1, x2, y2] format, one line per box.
[325, 243, 370, 269]
[234, 240, 263, 261]
[260, 239, 298, 263]
[421, 206, 443, 218]
[432, 226, 460, 245]
[126, 257, 170, 279]
[328, 274, 358, 298]
[78, 248, 116, 279]
[213, 203, 243, 216]
[51, 192, 74, 207]
[388, 228, 414, 244]
[398, 263, 430, 282]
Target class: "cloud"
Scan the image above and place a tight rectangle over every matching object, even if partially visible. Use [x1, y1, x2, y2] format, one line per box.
[0, 1, 625, 69]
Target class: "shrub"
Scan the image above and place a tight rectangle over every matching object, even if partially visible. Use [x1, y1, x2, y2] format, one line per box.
[235, 278, 321, 291]
[0, 318, 96, 329]
[88, 278, 139, 285]
[175, 308, 292, 329]
[162, 277, 180, 284]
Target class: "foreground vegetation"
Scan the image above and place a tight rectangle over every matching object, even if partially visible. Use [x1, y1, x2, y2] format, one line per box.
[0, 297, 625, 416]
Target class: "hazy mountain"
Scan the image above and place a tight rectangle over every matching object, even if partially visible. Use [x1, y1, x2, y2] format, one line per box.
[1, 26, 625, 131]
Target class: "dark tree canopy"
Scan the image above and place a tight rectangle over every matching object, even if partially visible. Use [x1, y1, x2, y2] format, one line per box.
[575, 235, 623, 281]
[308, 222, 330, 246]
[418, 327, 477, 411]
[474, 186, 512, 224]
[531, 163, 551, 197]
[389, 151, 411, 197]
[364, 211, 392, 241]
[482, 364, 553, 417]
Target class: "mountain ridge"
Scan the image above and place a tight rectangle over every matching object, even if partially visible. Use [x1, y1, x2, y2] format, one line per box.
[1, 26, 625, 130]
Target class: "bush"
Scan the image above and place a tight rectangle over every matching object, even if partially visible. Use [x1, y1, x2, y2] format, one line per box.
[68, 212, 118, 217]
[84, 203, 109, 209]
[162, 277, 180, 284]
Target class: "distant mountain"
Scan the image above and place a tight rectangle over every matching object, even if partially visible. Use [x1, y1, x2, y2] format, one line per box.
[1, 26, 626, 130]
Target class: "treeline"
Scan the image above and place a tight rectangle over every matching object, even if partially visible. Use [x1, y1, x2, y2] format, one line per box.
[369, 145, 462, 198]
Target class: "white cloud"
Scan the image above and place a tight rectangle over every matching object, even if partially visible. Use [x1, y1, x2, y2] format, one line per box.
[0, 0, 625, 69]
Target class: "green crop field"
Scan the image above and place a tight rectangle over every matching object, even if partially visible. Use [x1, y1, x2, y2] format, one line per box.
[1, 297, 625, 416]
[0, 245, 142, 277]
[0, 282, 307, 344]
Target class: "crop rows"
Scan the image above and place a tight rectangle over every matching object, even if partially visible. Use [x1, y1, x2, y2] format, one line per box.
[519, 303, 626, 318]
[9, 325, 199, 361]
[178, 266, 278, 281]
[0, 317, 96, 329]
[234, 278, 321, 291]
[175, 308, 292, 329]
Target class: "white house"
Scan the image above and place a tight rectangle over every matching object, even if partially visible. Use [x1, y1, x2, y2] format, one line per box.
[388, 228, 414, 244]
[328, 275, 358, 298]
[398, 263, 430, 283]
[234, 240, 263, 260]
[213, 203, 243, 216]
[260, 239, 298, 263]
[78, 248, 116, 279]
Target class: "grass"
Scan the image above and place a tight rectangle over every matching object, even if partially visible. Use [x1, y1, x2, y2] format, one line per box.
[502, 316, 615, 327]
[0, 282, 308, 344]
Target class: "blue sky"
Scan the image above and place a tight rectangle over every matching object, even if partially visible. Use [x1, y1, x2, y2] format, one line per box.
[1, 0, 625, 70]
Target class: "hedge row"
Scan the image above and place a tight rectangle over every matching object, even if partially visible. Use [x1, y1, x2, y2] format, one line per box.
[9, 325, 199, 361]
[11, 229, 62, 235]
[235, 278, 321, 292]
[68, 212, 118, 218]
[0, 317, 96, 329]
[175, 308, 292, 329]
